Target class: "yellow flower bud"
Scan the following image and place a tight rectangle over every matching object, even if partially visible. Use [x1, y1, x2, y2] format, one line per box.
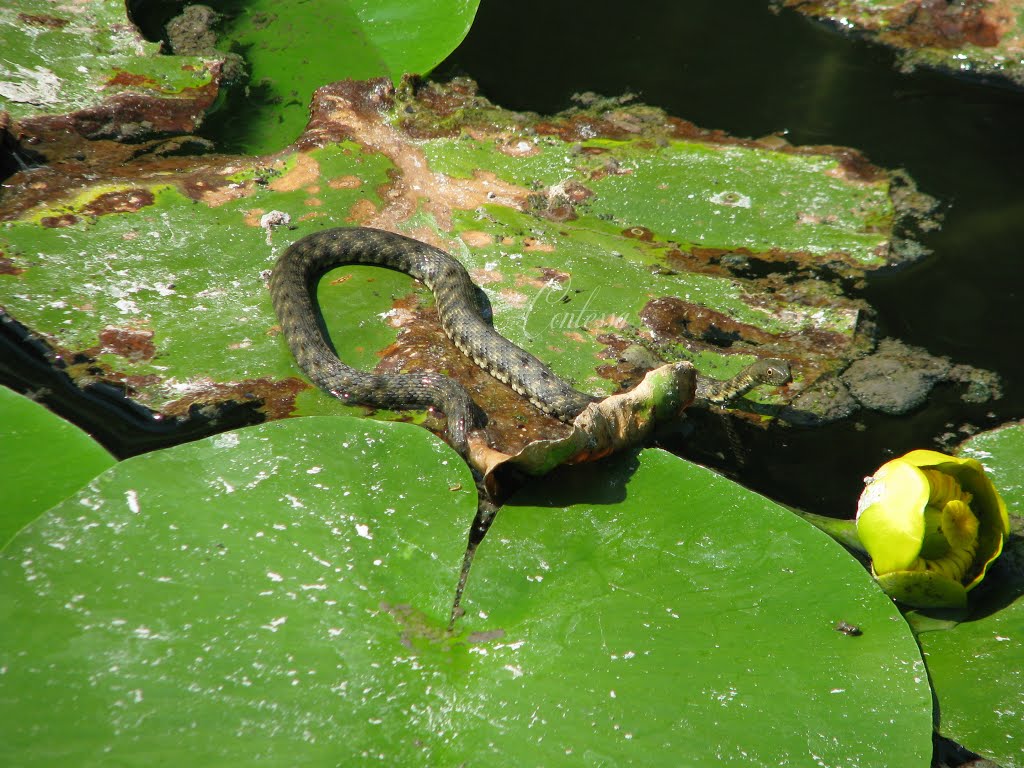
[856, 450, 1009, 609]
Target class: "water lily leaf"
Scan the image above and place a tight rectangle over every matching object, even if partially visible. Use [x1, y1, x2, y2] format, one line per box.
[215, 0, 481, 152]
[0, 416, 477, 764]
[915, 423, 1024, 767]
[455, 448, 933, 765]
[0, 384, 115, 549]
[0, 416, 932, 765]
[0, 78, 924, 449]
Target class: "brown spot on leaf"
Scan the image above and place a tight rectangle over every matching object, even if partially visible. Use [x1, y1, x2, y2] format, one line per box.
[623, 226, 654, 241]
[17, 13, 69, 28]
[81, 188, 155, 216]
[373, 293, 570, 455]
[460, 230, 494, 248]
[642, 297, 777, 348]
[561, 180, 594, 203]
[523, 238, 555, 253]
[496, 138, 541, 158]
[537, 267, 570, 284]
[469, 267, 503, 285]
[347, 198, 378, 223]
[862, 0, 1014, 48]
[40, 214, 78, 228]
[163, 377, 309, 420]
[0, 255, 25, 275]
[105, 71, 160, 89]
[328, 175, 363, 190]
[98, 326, 156, 362]
[534, 113, 635, 143]
[269, 153, 320, 192]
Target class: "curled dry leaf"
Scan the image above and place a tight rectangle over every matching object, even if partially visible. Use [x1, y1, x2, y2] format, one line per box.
[469, 362, 696, 497]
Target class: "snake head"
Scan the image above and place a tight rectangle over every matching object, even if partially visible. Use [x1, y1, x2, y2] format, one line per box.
[754, 358, 792, 387]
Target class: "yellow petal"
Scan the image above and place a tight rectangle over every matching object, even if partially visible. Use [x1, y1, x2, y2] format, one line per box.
[856, 459, 930, 574]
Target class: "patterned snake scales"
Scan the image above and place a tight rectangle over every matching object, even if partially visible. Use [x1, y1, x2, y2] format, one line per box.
[269, 227, 791, 456]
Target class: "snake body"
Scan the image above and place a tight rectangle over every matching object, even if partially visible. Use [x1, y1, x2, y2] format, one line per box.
[269, 227, 790, 455]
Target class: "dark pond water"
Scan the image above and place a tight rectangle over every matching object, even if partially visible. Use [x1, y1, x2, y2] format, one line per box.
[437, 0, 1024, 515]
[3, 0, 1022, 520]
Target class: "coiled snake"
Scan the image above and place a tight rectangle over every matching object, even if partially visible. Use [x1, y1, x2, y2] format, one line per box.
[269, 227, 790, 456]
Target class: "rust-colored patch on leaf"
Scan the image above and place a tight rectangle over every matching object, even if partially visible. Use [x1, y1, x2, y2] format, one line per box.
[623, 226, 655, 242]
[347, 197, 378, 223]
[642, 296, 778, 347]
[536, 267, 570, 284]
[496, 137, 541, 158]
[6, 78, 221, 169]
[468, 266, 503, 285]
[523, 238, 556, 253]
[81, 188, 156, 217]
[806, 0, 1013, 49]
[97, 326, 156, 362]
[534, 113, 637, 143]
[105, 71, 160, 89]
[0, 254, 25, 275]
[301, 79, 536, 236]
[17, 13, 69, 28]
[269, 153, 321, 192]
[460, 230, 494, 248]
[163, 376, 309, 419]
[328, 175, 363, 190]
[40, 213, 79, 228]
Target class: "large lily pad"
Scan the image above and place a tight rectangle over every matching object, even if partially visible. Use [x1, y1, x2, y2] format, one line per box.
[457, 449, 933, 765]
[0, 415, 933, 765]
[0, 384, 115, 548]
[0, 77, 933, 453]
[915, 422, 1024, 767]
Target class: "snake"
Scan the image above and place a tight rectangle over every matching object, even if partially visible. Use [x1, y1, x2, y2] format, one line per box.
[269, 227, 791, 457]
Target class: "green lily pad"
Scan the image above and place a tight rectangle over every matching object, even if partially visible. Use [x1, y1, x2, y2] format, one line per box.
[214, 0, 481, 153]
[0, 416, 477, 764]
[0, 78, 922, 441]
[0, 384, 115, 549]
[0, 416, 932, 765]
[456, 449, 933, 765]
[914, 423, 1024, 767]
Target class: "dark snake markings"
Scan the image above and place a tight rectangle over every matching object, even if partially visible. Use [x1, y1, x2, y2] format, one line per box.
[269, 227, 790, 456]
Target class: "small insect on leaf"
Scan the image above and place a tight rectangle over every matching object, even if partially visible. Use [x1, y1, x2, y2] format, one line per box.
[449, 483, 462, 492]
[834, 620, 863, 637]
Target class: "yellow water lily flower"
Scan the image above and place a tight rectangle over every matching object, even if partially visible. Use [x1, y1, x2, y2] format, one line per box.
[856, 449, 1010, 609]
